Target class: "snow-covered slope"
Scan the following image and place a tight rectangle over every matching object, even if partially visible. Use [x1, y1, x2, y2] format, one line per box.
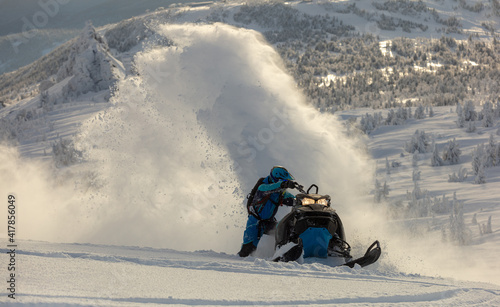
[1, 0, 500, 305]
[6, 240, 499, 306]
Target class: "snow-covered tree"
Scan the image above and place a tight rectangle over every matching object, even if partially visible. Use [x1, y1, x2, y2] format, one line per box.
[497, 144, 500, 164]
[474, 163, 486, 184]
[412, 151, 419, 167]
[485, 134, 498, 167]
[40, 91, 50, 110]
[412, 169, 421, 181]
[449, 197, 471, 245]
[407, 182, 431, 218]
[374, 179, 389, 203]
[414, 105, 425, 119]
[480, 216, 493, 235]
[448, 167, 468, 182]
[359, 112, 384, 134]
[414, 104, 425, 119]
[463, 100, 477, 121]
[471, 144, 485, 175]
[471, 213, 477, 225]
[405, 130, 430, 153]
[431, 194, 451, 214]
[457, 103, 466, 128]
[456, 102, 462, 115]
[482, 101, 495, 127]
[397, 107, 409, 122]
[386, 108, 408, 125]
[486, 216, 492, 234]
[442, 138, 461, 164]
[359, 113, 375, 134]
[431, 141, 444, 166]
[466, 120, 476, 133]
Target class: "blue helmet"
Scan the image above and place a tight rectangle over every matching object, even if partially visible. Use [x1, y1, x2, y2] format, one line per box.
[269, 166, 294, 182]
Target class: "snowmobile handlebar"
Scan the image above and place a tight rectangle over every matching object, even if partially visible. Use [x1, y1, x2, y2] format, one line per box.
[292, 182, 306, 194]
[284, 181, 322, 195]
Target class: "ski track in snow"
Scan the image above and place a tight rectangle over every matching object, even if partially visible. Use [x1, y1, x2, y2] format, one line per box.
[1, 240, 499, 306]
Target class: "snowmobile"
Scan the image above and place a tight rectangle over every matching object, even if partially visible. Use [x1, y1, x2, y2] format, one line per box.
[272, 183, 381, 268]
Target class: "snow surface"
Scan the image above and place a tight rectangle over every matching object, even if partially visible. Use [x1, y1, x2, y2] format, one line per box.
[1, 0, 500, 305]
[4, 240, 500, 306]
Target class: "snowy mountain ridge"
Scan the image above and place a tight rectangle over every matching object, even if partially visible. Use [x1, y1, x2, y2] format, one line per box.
[1, 0, 499, 107]
[54, 21, 125, 101]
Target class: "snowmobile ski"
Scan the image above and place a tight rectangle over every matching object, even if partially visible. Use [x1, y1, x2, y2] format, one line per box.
[342, 240, 381, 268]
[271, 240, 303, 262]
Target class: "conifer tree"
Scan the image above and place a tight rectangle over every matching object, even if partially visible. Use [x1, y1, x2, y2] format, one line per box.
[471, 144, 485, 175]
[485, 134, 497, 167]
[466, 120, 476, 133]
[463, 100, 477, 121]
[486, 216, 492, 234]
[442, 138, 461, 164]
[414, 104, 425, 119]
[412, 151, 419, 167]
[449, 198, 471, 245]
[474, 163, 486, 184]
[482, 102, 494, 127]
[431, 142, 444, 166]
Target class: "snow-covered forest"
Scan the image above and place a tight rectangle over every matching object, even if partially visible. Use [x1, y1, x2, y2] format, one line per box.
[2, 1, 500, 110]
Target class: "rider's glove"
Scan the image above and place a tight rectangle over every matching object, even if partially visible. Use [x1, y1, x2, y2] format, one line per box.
[280, 180, 296, 189]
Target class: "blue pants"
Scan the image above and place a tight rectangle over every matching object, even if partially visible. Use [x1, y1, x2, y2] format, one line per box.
[242, 215, 260, 247]
[242, 200, 278, 247]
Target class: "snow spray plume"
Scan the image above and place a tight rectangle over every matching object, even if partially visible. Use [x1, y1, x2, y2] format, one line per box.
[0, 23, 376, 255]
[72, 23, 376, 253]
[0, 144, 88, 242]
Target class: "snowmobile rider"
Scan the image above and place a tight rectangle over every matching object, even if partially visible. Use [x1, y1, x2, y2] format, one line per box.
[238, 166, 298, 257]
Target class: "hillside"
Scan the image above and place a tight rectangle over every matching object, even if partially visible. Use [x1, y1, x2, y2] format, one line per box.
[2, 0, 499, 108]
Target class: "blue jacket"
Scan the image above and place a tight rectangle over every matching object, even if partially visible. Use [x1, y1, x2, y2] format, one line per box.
[250, 176, 294, 220]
